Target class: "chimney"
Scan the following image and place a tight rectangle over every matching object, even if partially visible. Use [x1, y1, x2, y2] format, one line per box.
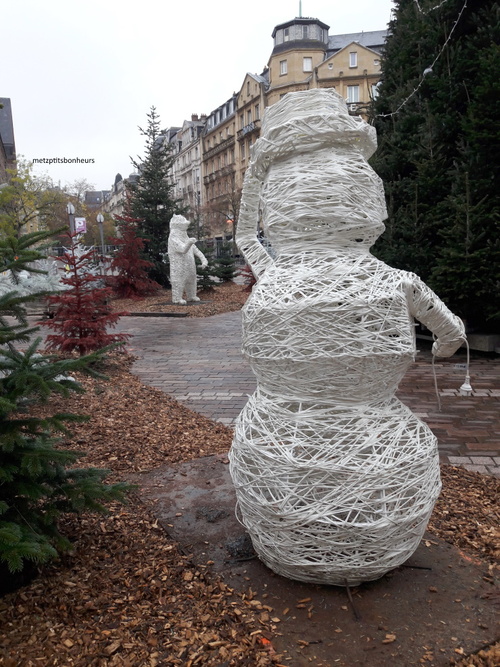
[191, 114, 199, 121]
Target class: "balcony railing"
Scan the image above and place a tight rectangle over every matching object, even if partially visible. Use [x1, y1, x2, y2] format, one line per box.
[203, 135, 235, 160]
[237, 119, 261, 141]
[203, 164, 235, 186]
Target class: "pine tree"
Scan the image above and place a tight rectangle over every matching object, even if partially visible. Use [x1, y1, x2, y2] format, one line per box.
[0, 231, 129, 576]
[129, 107, 185, 287]
[214, 241, 237, 283]
[107, 213, 161, 299]
[195, 241, 219, 292]
[371, 0, 500, 330]
[41, 233, 130, 355]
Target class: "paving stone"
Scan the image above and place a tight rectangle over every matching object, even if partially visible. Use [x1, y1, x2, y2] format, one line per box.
[448, 456, 472, 465]
[463, 464, 488, 473]
[470, 456, 495, 465]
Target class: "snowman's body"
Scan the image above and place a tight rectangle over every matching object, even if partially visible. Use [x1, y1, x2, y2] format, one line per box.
[229, 90, 465, 586]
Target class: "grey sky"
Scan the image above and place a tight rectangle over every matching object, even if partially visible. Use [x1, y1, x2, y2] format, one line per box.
[3, 0, 394, 191]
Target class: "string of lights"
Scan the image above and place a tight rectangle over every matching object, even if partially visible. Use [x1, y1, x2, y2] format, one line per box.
[414, 0, 451, 13]
[377, 0, 468, 118]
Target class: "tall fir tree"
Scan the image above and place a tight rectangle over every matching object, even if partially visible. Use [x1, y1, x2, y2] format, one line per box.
[0, 231, 129, 578]
[129, 107, 185, 287]
[371, 0, 500, 331]
[41, 233, 130, 355]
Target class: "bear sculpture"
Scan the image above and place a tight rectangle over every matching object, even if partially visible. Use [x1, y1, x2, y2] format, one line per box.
[168, 215, 207, 305]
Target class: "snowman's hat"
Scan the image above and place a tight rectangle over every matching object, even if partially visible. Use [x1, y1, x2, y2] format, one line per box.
[250, 89, 377, 180]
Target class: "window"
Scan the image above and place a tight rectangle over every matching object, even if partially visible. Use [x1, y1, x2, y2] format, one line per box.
[247, 109, 252, 124]
[280, 59, 288, 75]
[302, 26, 308, 39]
[241, 142, 246, 160]
[371, 82, 381, 99]
[255, 103, 260, 120]
[240, 113, 244, 129]
[247, 81, 250, 96]
[284, 28, 289, 42]
[346, 85, 359, 103]
[303, 57, 313, 72]
[349, 52, 358, 68]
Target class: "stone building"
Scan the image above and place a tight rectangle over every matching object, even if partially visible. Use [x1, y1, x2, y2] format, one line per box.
[200, 94, 238, 239]
[103, 173, 139, 219]
[169, 115, 206, 237]
[143, 15, 387, 244]
[235, 72, 268, 192]
[267, 17, 386, 114]
[0, 97, 16, 184]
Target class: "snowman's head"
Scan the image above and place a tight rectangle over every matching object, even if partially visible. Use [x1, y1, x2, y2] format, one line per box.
[249, 89, 387, 252]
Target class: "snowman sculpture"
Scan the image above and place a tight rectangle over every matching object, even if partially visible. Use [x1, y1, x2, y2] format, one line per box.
[229, 89, 466, 586]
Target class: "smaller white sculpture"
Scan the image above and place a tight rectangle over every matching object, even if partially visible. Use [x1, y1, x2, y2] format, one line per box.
[168, 214, 208, 305]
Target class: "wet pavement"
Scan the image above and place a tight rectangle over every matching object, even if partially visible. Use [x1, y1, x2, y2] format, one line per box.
[113, 311, 500, 477]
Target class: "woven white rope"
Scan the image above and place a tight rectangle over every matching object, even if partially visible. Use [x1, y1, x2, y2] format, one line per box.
[229, 89, 466, 586]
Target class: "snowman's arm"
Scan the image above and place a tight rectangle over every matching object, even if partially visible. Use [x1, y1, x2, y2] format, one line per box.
[407, 275, 466, 357]
[236, 171, 274, 279]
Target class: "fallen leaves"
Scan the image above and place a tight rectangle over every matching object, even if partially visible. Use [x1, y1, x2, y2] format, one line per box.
[110, 281, 249, 318]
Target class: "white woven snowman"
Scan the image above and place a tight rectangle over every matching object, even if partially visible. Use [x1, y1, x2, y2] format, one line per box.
[229, 89, 466, 586]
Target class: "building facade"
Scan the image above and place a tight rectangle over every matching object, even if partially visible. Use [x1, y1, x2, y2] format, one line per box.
[267, 19, 386, 115]
[235, 72, 268, 193]
[103, 173, 139, 219]
[169, 115, 205, 237]
[0, 98, 16, 184]
[200, 94, 238, 239]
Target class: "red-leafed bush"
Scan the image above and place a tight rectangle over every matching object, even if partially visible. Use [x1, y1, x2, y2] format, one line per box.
[107, 215, 161, 300]
[41, 234, 130, 356]
[240, 263, 257, 292]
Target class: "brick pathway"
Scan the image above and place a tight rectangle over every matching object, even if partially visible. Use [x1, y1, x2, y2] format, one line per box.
[114, 312, 500, 477]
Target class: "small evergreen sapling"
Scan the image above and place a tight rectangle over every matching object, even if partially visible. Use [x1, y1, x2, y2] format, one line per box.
[41, 233, 130, 355]
[108, 214, 161, 299]
[214, 241, 237, 283]
[0, 231, 129, 576]
[195, 241, 219, 292]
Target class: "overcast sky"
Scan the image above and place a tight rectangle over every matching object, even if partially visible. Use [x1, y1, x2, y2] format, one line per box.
[3, 0, 394, 192]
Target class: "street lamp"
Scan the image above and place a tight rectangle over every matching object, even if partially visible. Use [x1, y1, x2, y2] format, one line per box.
[96, 213, 105, 257]
[66, 202, 75, 235]
[96, 213, 105, 275]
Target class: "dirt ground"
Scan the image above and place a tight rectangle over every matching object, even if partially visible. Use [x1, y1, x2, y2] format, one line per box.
[0, 282, 498, 666]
